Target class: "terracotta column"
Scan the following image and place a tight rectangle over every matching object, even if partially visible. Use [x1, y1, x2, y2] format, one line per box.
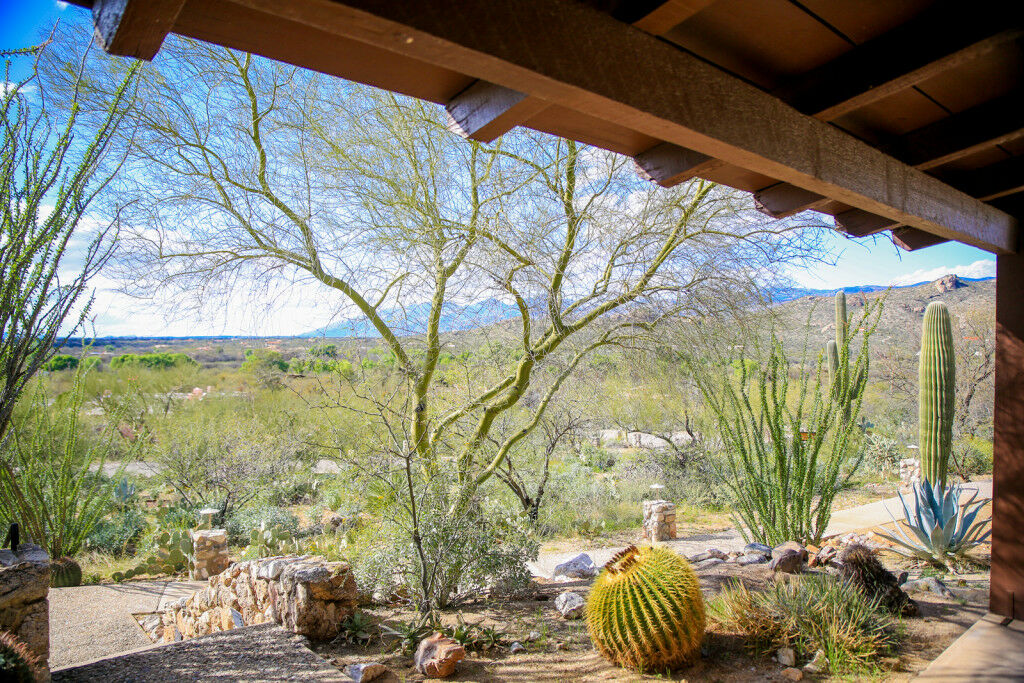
[991, 251, 1024, 620]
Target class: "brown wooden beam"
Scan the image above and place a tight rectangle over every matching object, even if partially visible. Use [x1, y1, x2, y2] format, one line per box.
[834, 209, 899, 238]
[631, 0, 716, 36]
[991, 250, 1024, 621]
[890, 92, 1024, 170]
[633, 142, 719, 188]
[75, 0, 1019, 253]
[753, 183, 828, 219]
[91, 0, 185, 60]
[445, 81, 548, 143]
[775, 1, 1023, 121]
[890, 227, 949, 251]
[951, 155, 1024, 202]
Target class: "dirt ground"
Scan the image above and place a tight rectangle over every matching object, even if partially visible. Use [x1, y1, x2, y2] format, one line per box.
[309, 552, 991, 683]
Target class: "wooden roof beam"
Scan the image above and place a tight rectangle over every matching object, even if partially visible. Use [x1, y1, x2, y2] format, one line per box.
[631, 0, 717, 36]
[953, 155, 1024, 202]
[834, 209, 899, 238]
[891, 92, 1024, 170]
[445, 81, 549, 143]
[891, 227, 950, 251]
[90, 0, 185, 60]
[753, 183, 829, 219]
[633, 142, 719, 188]
[775, 1, 1023, 121]
[75, 0, 1018, 253]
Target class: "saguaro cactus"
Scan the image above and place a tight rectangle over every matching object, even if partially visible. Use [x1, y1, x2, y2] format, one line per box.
[827, 291, 866, 423]
[918, 301, 955, 489]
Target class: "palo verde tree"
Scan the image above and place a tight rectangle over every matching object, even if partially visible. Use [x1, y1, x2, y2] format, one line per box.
[48, 30, 826, 518]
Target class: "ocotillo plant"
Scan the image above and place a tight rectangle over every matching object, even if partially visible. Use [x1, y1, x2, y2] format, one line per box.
[919, 301, 955, 489]
[827, 291, 866, 424]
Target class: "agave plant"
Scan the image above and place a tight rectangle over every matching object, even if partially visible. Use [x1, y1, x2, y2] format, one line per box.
[877, 479, 990, 565]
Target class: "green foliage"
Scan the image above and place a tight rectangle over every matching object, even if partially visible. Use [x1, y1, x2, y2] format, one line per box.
[86, 507, 146, 555]
[308, 343, 338, 358]
[688, 338, 868, 545]
[110, 353, 198, 370]
[113, 479, 137, 509]
[43, 355, 79, 372]
[0, 631, 39, 683]
[919, 301, 956, 489]
[120, 527, 194, 580]
[0, 370, 139, 558]
[226, 506, 299, 545]
[243, 522, 296, 559]
[240, 350, 288, 373]
[338, 612, 375, 646]
[860, 433, 904, 476]
[381, 613, 507, 655]
[877, 480, 990, 566]
[586, 545, 705, 672]
[709, 575, 901, 673]
[50, 556, 83, 587]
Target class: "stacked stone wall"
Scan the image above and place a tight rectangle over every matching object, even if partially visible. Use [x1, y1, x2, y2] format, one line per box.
[642, 500, 677, 541]
[163, 555, 357, 642]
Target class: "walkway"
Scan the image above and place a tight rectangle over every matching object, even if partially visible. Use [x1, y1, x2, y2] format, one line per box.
[530, 480, 993, 579]
[49, 579, 204, 669]
[915, 614, 1024, 681]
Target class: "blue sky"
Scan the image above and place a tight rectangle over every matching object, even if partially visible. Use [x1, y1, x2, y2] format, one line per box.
[2, 1, 999, 336]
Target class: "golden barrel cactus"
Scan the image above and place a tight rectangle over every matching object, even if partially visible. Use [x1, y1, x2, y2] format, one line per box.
[585, 545, 705, 672]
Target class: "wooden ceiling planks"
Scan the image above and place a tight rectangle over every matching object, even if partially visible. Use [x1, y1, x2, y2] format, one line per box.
[69, 0, 1021, 253]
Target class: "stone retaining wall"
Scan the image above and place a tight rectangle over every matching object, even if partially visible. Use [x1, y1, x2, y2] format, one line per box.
[162, 555, 357, 642]
[0, 543, 50, 681]
[189, 529, 230, 580]
[642, 499, 677, 541]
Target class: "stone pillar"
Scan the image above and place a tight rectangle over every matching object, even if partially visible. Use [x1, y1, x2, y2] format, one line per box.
[0, 543, 50, 682]
[642, 500, 677, 541]
[189, 529, 229, 581]
[898, 457, 921, 489]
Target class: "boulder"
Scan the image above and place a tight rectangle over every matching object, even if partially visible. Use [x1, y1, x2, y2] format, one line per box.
[901, 576, 953, 597]
[695, 558, 725, 570]
[803, 649, 827, 674]
[808, 546, 837, 568]
[552, 553, 597, 580]
[769, 550, 804, 575]
[933, 274, 963, 294]
[772, 541, 808, 563]
[737, 553, 769, 565]
[554, 591, 585, 619]
[743, 542, 772, 556]
[690, 548, 729, 563]
[415, 633, 466, 678]
[777, 647, 796, 666]
[781, 667, 803, 681]
[509, 641, 525, 654]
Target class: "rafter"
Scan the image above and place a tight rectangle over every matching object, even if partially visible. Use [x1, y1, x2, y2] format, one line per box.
[951, 155, 1024, 202]
[89, 0, 185, 60]
[891, 227, 950, 251]
[445, 81, 548, 143]
[753, 183, 829, 219]
[775, 1, 1023, 121]
[834, 209, 899, 238]
[633, 142, 718, 188]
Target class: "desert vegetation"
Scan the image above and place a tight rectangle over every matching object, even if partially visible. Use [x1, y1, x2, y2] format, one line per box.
[0, 24, 997, 682]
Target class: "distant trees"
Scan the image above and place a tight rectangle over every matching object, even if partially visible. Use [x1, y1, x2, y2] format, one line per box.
[45, 29, 826, 515]
[110, 352, 198, 370]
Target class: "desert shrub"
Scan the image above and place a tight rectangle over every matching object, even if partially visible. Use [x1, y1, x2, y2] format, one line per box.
[351, 496, 537, 610]
[860, 433, 904, 476]
[225, 505, 299, 545]
[709, 575, 901, 673]
[86, 507, 147, 555]
[43, 355, 79, 372]
[0, 373, 140, 558]
[110, 352, 197, 370]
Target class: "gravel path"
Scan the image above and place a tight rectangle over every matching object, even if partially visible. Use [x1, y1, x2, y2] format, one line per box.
[48, 580, 204, 669]
[52, 623, 345, 682]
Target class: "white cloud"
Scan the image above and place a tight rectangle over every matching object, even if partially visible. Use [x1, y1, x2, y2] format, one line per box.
[889, 259, 996, 287]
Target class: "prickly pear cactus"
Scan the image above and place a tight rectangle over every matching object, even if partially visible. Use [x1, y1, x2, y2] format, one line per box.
[243, 522, 295, 559]
[586, 545, 705, 672]
[919, 301, 955, 489]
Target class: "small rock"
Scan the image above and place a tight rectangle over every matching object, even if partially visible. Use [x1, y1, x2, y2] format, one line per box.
[777, 647, 796, 666]
[781, 667, 803, 681]
[346, 662, 387, 683]
[555, 591, 585, 619]
[743, 542, 772, 555]
[902, 576, 954, 597]
[737, 553, 769, 565]
[552, 553, 598, 580]
[690, 548, 729, 562]
[803, 649, 827, 674]
[808, 546, 837, 568]
[769, 550, 804, 575]
[415, 633, 466, 678]
[526, 630, 541, 642]
[695, 558, 725, 570]
[509, 642, 525, 654]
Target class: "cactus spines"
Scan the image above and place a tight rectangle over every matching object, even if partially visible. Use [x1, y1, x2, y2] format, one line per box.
[919, 301, 956, 489]
[0, 631, 40, 682]
[835, 290, 847, 349]
[50, 556, 83, 587]
[586, 545, 705, 672]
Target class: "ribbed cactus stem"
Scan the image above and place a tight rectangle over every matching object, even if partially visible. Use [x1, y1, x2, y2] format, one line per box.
[919, 302, 956, 490]
[835, 291, 847, 350]
[826, 339, 840, 397]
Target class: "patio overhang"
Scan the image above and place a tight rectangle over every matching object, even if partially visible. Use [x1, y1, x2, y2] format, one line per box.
[68, 0, 1024, 621]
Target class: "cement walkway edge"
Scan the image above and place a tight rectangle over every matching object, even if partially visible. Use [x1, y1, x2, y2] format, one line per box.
[915, 614, 1024, 681]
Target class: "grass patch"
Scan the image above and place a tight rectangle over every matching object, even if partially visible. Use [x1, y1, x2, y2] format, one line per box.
[708, 574, 902, 674]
